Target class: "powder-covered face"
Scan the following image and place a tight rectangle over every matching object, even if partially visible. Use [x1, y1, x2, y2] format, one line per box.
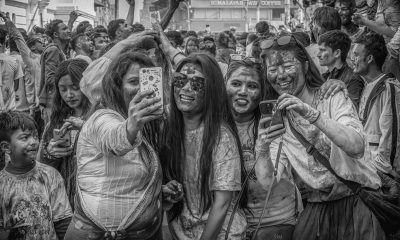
[174, 63, 205, 116]
[122, 63, 141, 109]
[335, 2, 353, 25]
[317, 43, 336, 67]
[352, 43, 369, 75]
[226, 66, 262, 116]
[264, 50, 306, 96]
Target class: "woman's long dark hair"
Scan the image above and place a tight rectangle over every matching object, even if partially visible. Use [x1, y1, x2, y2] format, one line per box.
[44, 58, 90, 211]
[47, 58, 90, 135]
[100, 51, 162, 152]
[161, 53, 247, 220]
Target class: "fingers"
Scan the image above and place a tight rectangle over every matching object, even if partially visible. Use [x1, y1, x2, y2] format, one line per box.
[278, 98, 298, 110]
[259, 127, 286, 142]
[135, 98, 162, 113]
[162, 185, 177, 196]
[343, 87, 349, 99]
[131, 90, 155, 105]
[259, 116, 272, 129]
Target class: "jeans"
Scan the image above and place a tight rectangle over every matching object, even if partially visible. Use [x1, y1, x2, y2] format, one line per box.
[64, 197, 162, 240]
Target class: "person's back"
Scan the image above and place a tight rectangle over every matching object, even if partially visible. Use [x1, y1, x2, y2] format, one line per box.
[0, 53, 24, 111]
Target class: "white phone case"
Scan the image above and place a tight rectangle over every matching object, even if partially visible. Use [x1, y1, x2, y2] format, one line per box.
[139, 67, 163, 115]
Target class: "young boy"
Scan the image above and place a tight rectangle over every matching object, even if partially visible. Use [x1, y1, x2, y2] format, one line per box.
[0, 111, 72, 240]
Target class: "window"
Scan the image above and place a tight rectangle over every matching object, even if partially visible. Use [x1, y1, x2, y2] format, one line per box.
[272, 8, 284, 19]
[205, 9, 219, 19]
[193, 9, 206, 19]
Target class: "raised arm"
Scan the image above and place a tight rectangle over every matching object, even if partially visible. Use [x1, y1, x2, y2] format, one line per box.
[126, 0, 135, 25]
[160, 0, 184, 30]
[353, 13, 395, 39]
[1, 12, 33, 70]
[67, 11, 80, 32]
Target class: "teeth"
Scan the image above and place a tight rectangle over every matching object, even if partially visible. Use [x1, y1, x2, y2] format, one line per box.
[180, 95, 194, 101]
[236, 99, 248, 105]
[279, 82, 290, 87]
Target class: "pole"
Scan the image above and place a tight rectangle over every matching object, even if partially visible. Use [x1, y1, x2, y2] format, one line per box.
[256, 0, 260, 22]
[284, 0, 290, 25]
[245, 0, 248, 32]
[182, 1, 190, 31]
[114, 0, 119, 19]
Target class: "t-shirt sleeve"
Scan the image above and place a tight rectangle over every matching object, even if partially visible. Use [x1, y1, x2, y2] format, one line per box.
[49, 169, 72, 222]
[210, 128, 242, 191]
[330, 91, 364, 137]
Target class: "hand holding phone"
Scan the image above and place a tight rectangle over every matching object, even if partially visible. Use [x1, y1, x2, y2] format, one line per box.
[53, 129, 71, 147]
[139, 67, 163, 115]
[259, 100, 285, 130]
[258, 100, 286, 145]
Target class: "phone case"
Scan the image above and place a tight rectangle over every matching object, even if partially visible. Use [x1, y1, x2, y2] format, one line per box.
[53, 129, 71, 147]
[139, 67, 163, 115]
[230, 54, 243, 61]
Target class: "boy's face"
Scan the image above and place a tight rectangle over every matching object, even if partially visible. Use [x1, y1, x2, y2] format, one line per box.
[6, 129, 39, 164]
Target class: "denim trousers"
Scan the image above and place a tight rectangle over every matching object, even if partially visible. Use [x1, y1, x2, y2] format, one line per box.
[64, 196, 162, 240]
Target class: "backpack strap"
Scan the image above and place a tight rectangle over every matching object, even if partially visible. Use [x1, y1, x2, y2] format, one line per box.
[362, 73, 395, 125]
[389, 83, 398, 166]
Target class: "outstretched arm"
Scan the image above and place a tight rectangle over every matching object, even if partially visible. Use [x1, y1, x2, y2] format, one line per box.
[353, 13, 395, 39]
[160, 0, 184, 30]
[126, 0, 135, 25]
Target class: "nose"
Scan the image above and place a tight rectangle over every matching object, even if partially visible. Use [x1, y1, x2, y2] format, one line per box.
[181, 80, 192, 91]
[65, 89, 74, 99]
[238, 84, 247, 95]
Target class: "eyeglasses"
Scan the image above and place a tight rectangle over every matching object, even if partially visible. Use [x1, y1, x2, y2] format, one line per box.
[173, 72, 205, 92]
[260, 35, 300, 50]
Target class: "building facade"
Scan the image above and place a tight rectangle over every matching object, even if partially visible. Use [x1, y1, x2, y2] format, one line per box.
[1, 0, 99, 31]
[187, 0, 297, 32]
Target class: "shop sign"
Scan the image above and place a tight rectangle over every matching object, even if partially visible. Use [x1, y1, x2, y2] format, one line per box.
[210, 0, 282, 6]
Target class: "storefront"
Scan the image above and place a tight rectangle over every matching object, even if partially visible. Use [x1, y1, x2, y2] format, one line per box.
[187, 0, 296, 32]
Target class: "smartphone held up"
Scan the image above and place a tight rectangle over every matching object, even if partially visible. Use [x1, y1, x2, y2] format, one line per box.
[139, 67, 164, 115]
[259, 100, 285, 131]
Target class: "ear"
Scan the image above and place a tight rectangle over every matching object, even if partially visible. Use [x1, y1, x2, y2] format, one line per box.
[367, 54, 374, 65]
[334, 49, 341, 60]
[53, 31, 59, 39]
[0, 141, 10, 155]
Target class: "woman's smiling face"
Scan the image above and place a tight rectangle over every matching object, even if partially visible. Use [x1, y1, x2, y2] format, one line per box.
[174, 63, 205, 115]
[264, 50, 306, 96]
[226, 66, 262, 116]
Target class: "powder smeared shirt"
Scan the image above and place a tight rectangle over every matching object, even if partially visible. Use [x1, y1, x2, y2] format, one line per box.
[76, 109, 162, 231]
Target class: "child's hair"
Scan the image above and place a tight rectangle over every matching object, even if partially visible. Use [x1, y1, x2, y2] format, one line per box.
[0, 111, 37, 143]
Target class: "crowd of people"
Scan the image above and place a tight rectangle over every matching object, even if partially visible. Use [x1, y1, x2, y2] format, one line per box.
[0, 0, 400, 239]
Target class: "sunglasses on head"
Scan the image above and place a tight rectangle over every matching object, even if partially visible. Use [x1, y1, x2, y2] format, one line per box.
[228, 57, 263, 71]
[173, 72, 205, 92]
[260, 35, 301, 50]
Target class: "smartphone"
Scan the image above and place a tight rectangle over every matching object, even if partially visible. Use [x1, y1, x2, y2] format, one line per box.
[230, 54, 244, 61]
[139, 67, 163, 115]
[259, 100, 285, 130]
[53, 129, 71, 147]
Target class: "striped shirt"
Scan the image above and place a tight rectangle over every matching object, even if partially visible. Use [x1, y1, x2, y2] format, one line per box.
[76, 108, 161, 231]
